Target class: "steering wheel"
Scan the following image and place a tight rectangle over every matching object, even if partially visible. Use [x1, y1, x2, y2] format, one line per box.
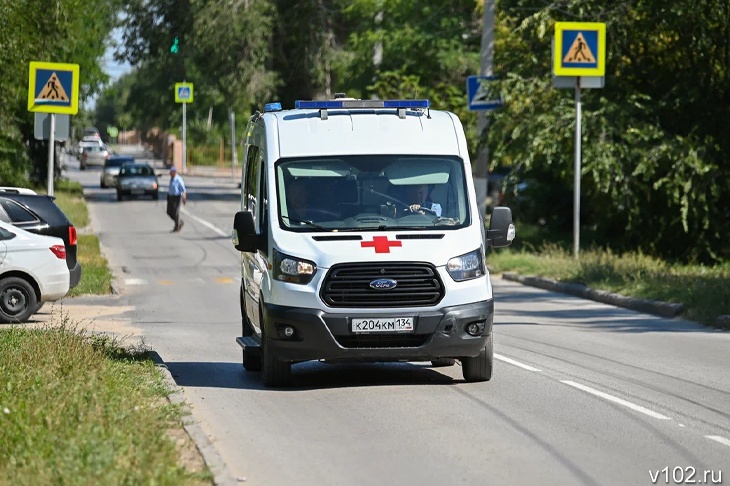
[403, 204, 437, 215]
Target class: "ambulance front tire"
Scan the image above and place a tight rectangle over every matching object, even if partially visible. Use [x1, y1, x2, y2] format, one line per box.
[260, 303, 291, 387]
[240, 285, 261, 372]
[461, 334, 493, 382]
[242, 348, 262, 372]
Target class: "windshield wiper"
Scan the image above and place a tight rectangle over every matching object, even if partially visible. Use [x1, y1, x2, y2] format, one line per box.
[281, 215, 330, 231]
[387, 225, 429, 230]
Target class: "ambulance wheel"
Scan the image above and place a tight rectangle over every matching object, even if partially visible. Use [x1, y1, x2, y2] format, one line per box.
[260, 304, 291, 387]
[431, 358, 455, 367]
[461, 334, 493, 382]
[242, 348, 261, 372]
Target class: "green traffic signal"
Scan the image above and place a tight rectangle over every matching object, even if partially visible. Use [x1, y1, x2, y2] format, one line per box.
[170, 37, 179, 54]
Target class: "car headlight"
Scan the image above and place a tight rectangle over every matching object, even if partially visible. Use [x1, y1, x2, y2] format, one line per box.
[446, 248, 486, 282]
[272, 249, 316, 284]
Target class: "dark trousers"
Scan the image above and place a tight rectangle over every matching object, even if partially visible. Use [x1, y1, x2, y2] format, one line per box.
[167, 194, 182, 229]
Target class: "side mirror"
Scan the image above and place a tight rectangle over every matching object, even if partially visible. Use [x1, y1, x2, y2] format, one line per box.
[487, 206, 515, 248]
[232, 211, 260, 252]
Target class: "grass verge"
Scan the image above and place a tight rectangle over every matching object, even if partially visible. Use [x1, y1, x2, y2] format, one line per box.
[487, 244, 730, 327]
[46, 180, 113, 296]
[0, 318, 211, 485]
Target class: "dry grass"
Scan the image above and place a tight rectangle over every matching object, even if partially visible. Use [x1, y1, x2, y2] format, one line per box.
[487, 245, 730, 326]
[0, 314, 212, 485]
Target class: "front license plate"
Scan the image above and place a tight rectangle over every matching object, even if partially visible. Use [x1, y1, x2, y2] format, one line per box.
[351, 317, 414, 333]
[131, 189, 144, 194]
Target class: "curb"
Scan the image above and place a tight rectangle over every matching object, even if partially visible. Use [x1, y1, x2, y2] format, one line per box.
[501, 272, 685, 319]
[149, 352, 238, 486]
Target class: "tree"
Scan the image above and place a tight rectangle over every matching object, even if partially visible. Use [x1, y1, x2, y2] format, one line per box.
[490, 0, 729, 262]
[0, 0, 118, 186]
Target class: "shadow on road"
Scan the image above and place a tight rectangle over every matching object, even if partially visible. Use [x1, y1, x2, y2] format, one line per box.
[165, 359, 462, 391]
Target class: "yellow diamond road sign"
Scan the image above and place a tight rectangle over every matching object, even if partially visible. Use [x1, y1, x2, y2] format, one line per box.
[553, 22, 606, 77]
[175, 83, 194, 103]
[28, 61, 80, 115]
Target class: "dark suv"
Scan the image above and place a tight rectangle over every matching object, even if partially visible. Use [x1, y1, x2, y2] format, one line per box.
[0, 193, 82, 288]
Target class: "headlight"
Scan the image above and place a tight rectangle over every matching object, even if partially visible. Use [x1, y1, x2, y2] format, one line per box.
[446, 249, 486, 282]
[272, 249, 316, 284]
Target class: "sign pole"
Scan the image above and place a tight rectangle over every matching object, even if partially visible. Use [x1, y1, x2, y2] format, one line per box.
[174, 82, 193, 173]
[47, 113, 55, 196]
[573, 80, 582, 259]
[182, 101, 187, 174]
[477, 0, 495, 220]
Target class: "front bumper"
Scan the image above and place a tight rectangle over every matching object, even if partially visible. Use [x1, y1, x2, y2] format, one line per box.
[256, 300, 494, 363]
[119, 187, 157, 196]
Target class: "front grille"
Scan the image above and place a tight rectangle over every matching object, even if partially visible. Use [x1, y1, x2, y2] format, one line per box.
[320, 262, 445, 308]
[334, 334, 430, 348]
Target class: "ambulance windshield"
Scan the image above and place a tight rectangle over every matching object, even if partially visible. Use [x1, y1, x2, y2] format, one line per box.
[277, 155, 470, 231]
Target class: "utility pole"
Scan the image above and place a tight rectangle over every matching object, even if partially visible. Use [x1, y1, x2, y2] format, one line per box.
[475, 0, 495, 219]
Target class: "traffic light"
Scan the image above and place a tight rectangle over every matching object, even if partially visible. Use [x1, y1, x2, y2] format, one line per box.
[170, 37, 179, 54]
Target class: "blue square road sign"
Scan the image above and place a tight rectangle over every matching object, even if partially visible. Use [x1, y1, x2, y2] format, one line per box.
[467, 76, 502, 111]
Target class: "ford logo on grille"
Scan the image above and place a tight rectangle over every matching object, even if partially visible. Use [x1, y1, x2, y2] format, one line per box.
[369, 278, 397, 290]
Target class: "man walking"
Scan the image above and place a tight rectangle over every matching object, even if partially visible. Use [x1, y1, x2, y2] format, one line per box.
[167, 166, 187, 232]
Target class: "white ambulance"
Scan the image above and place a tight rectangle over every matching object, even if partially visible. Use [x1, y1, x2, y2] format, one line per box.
[233, 97, 515, 387]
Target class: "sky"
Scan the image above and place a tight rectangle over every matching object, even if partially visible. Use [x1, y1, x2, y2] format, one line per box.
[86, 28, 132, 111]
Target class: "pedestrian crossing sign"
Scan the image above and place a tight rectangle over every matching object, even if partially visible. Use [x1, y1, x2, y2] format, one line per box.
[175, 83, 194, 103]
[27, 61, 80, 115]
[553, 22, 606, 77]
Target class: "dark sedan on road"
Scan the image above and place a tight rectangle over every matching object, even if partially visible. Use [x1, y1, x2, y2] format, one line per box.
[101, 155, 134, 188]
[116, 163, 159, 201]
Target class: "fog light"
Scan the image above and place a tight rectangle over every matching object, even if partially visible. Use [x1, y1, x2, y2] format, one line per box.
[283, 326, 295, 338]
[465, 322, 485, 337]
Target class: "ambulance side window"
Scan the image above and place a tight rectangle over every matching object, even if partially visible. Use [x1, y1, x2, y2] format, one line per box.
[244, 146, 260, 215]
[258, 156, 268, 254]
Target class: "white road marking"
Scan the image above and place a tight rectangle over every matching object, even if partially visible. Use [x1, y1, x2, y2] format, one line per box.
[705, 435, 730, 447]
[180, 208, 230, 237]
[124, 278, 148, 286]
[494, 354, 542, 372]
[562, 380, 671, 420]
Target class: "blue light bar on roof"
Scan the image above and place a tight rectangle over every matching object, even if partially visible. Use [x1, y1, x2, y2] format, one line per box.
[294, 99, 429, 110]
[264, 102, 282, 112]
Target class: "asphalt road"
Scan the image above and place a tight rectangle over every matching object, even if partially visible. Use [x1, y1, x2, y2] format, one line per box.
[66, 148, 729, 486]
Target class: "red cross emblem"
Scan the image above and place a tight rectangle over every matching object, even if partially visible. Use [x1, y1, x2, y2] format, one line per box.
[361, 236, 402, 253]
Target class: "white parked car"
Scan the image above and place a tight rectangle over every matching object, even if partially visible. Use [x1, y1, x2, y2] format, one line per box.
[0, 187, 37, 195]
[0, 220, 70, 323]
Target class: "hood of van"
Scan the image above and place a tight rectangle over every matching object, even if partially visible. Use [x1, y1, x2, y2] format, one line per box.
[273, 230, 482, 269]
